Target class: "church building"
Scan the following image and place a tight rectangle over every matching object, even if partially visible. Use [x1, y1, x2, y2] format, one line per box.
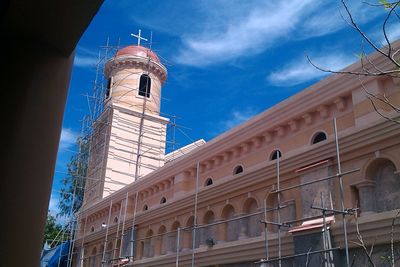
[73, 39, 400, 267]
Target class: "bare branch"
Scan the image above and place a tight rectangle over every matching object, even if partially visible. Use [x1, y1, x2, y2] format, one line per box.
[341, 0, 387, 58]
[382, 1, 400, 57]
[362, 1, 400, 7]
[353, 212, 376, 267]
[382, 93, 400, 112]
[341, 0, 400, 68]
[306, 55, 400, 77]
[391, 210, 400, 267]
[359, 80, 400, 123]
[305, 247, 312, 267]
[365, 93, 400, 123]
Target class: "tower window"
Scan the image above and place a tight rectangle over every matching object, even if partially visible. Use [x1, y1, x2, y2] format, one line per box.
[139, 74, 151, 98]
[160, 197, 167, 204]
[312, 132, 327, 144]
[205, 178, 213, 186]
[106, 78, 112, 99]
[143, 204, 148, 211]
[233, 165, 244, 175]
[270, 150, 282, 160]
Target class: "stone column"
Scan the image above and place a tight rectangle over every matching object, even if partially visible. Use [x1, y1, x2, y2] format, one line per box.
[355, 180, 376, 215]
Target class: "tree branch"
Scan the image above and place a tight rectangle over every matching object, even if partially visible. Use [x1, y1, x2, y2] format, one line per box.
[391, 210, 400, 267]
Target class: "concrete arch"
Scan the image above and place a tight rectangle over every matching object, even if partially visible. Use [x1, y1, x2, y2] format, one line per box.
[183, 216, 195, 249]
[88, 246, 98, 267]
[362, 157, 400, 213]
[362, 155, 399, 180]
[185, 215, 194, 227]
[201, 210, 217, 246]
[242, 197, 260, 213]
[218, 201, 240, 219]
[171, 220, 181, 230]
[156, 225, 167, 255]
[157, 225, 166, 234]
[144, 229, 154, 258]
[169, 221, 181, 253]
[221, 203, 239, 242]
[146, 228, 154, 237]
[221, 204, 235, 219]
[106, 241, 113, 251]
[203, 210, 215, 224]
[91, 246, 97, 255]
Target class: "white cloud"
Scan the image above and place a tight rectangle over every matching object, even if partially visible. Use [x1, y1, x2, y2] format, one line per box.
[74, 55, 98, 68]
[377, 24, 400, 45]
[172, 1, 382, 67]
[59, 128, 78, 150]
[73, 46, 99, 68]
[220, 108, 259, 132]
[175, 0, 313, 66]
[267, 53, 354, 87]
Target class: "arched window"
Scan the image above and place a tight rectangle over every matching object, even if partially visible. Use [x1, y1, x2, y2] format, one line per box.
[312, 132, 327, 144]
[160, 197, 167, 204]
[143, 204, 148, 211]
[233, 165, 244, 175]
[139, 74, 151, 98]
[270, 150, 282, 160]
[205, 178, 213, 186]
[106, 77, 112, 98]
[114, 216, 118, 223]
[90, 226, 95, 232]
[221, 204, 238, 241]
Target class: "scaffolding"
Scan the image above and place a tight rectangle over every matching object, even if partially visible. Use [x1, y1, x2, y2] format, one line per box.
[50, 33, 202, 267]
[52, 34, 384, 267]
[66, 117, 363, 267]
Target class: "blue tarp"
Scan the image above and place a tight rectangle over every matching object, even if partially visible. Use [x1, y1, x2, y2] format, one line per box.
[40, 241, 70, 267]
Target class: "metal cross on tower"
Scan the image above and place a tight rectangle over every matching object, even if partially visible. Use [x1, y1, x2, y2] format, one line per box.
[130, 29, 148, 46]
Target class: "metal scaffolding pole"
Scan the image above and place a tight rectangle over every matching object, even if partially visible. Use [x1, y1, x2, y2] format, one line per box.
[175, 227, 181, 267]
[276, 153, 282, 267]
[333, 117, 350, 267]
[79, 217, 88, 267]
[118, 192, 129, 258]
[112, 198, 124, 261]
[101, 200, 113, 266]
[191, 162, 200, 267]
[130, 192, 139, 264]
[263, 199, 269, 261]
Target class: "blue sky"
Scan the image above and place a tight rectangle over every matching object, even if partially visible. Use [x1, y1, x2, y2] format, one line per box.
[49, 0, 400, 219]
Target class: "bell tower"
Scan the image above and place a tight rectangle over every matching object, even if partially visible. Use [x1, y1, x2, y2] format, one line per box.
[83, 34, 169, 206]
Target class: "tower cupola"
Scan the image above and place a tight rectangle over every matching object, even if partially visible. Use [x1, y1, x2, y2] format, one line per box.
[104, 45, 167, 115]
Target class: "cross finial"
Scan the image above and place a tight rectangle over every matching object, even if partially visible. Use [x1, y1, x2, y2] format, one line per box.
[130, 29, 148, 46]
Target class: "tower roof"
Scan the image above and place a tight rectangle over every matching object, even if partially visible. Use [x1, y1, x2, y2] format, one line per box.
[116, 45, 160, 63]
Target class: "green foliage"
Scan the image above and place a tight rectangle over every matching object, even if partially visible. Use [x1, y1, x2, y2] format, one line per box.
[355, 52, 366, 59]
[379, 0, 393, 9]
[57, 136, 90, 218]
[379, 255, 392, 263]
[43, 213, 63, 245]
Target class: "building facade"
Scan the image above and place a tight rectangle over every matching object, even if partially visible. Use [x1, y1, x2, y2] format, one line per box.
[74, 43, 400, 267]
